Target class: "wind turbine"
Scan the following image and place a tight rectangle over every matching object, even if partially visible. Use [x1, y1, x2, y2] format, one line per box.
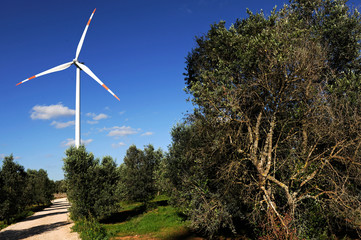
[17, 8, 119, 148]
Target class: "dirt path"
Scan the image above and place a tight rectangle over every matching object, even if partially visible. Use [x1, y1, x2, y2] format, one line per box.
[0, 198, 80, 240]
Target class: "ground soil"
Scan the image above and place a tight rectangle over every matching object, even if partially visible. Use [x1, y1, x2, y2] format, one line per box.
[0, 198, 80, 240]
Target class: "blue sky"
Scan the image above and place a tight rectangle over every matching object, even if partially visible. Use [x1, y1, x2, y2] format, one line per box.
[0, 0, 292, 180]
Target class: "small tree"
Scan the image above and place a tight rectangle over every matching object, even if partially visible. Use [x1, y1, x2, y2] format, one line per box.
[63, 146, 96, 220]
[63, 146, 119, 220]
[154, 156, 171, 195]
[119, 145, 162, 203]
[0, 155, 27, 224]
[25, 169, 54, 206]
[92, 156, 119, 219]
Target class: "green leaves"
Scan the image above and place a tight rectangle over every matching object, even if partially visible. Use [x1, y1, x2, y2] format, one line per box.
[25, 169, 54, 206]
[0, 155, 27, 224]
[63, 146, 119, 221]
[178, 0, 361, 238]
[0, 155, 53, 224]
[119, 145, 163, 203]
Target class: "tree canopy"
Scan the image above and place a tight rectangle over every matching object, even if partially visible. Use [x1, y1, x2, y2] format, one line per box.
[63, 146, 119, 220]
[167, 0, 361, 238]
[0, 155, 54, 224]
[118, 144, 163, 203]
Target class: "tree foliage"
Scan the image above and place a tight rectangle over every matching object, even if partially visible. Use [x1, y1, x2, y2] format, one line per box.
[118, 145, 162, 203]
[0, 155, 54, 224]
[168, 0, 361, 238]
[63, 146, 119, 220]
[0, 155, 27, 224]
[54, 179, 67, 193]
[25, 169, 54, 206]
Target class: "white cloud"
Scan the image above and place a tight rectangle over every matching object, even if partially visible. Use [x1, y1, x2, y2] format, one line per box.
[106, 126, 138, 137]
[87, 120, 99, 125]
[141, 132, 154, 136]
[112, 142, 126, 148]
[51, 120, 75, 129]
[82, 139, 93, 145]
[31, 103, 75, 120]
[93, 113, 108, 121]
[119, 111, 125, 115]
[62, 138, 93, 147]
[86, 113, 109, 122]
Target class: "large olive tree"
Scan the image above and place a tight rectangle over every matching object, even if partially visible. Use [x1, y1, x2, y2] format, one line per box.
[169, 1, 361, 238]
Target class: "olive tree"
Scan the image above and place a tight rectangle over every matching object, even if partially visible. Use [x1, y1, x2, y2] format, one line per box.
[119, 145, 162, 203]
[25, 169, 54, 206]
[0, 155, 27, 224]
[169, 1, 361, 238]
[63, 146, 119, 220]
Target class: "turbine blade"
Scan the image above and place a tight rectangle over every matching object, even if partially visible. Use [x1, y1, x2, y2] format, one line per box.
[76, 62, 120, 101]
[75, 8, 96, 60]
[17, 62, 73, 86]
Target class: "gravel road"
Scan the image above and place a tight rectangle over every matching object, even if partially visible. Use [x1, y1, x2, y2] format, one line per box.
[0, 198, 80, 240]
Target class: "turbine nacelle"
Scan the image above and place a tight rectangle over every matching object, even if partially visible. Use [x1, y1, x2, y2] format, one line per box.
[73, 60, 81, 68]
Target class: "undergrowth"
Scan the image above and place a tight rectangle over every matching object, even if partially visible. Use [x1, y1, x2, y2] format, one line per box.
[72, 218, 108, 240]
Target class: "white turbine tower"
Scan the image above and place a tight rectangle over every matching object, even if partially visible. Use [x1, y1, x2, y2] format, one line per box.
[17, 8, 119, 148]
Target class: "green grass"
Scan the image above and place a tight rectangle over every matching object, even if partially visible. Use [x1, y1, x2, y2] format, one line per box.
[71, 196, 195, 239]
[104, 198, 191, 239]
[151, 194, 171, 203]
[118, 201, 144, 212]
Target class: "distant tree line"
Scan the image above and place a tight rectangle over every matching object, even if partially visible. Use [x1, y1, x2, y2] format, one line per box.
[54, 179, 67, 193]
[63, 0, 361, 239]
[0, 155, 55, 224]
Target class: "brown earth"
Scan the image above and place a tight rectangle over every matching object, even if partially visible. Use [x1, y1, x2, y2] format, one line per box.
[0, 198, 80, 240]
